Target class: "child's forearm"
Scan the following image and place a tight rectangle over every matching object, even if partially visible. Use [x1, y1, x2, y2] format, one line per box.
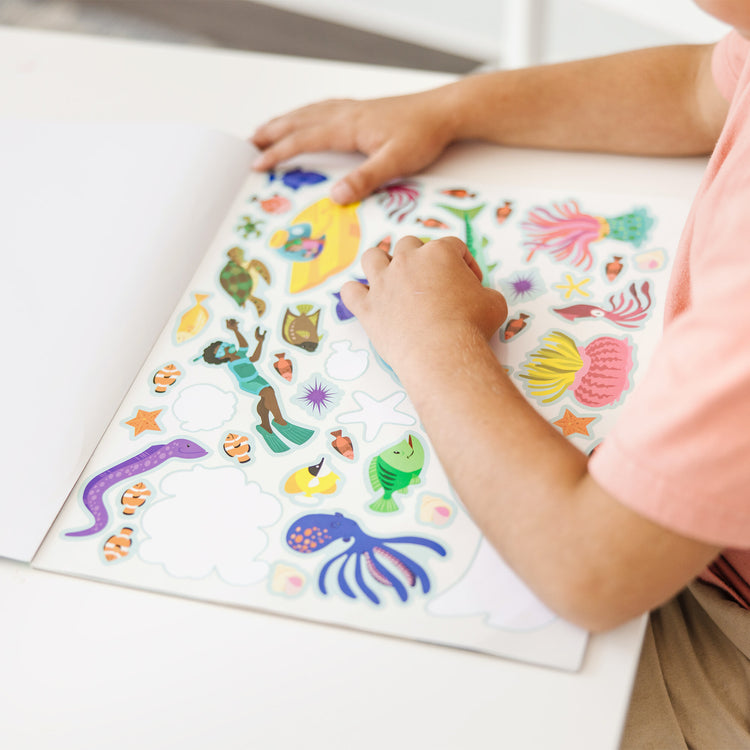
[442, 44, 725, 156]
[396, 328, 718, 631]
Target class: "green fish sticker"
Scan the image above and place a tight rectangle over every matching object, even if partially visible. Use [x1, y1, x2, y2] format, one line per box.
[368, 434, 425, 513]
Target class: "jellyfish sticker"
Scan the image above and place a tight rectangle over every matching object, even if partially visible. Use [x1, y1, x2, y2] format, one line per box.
[519, 330, 634, 408]
[522, 201, 653, 270]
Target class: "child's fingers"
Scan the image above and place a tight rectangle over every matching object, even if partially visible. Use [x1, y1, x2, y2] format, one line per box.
[391, 235, 424, 256]
[457, 241, 484, 282]
[252, 126, 338, 171]
[359, 245, 392, 279]
[339, 279, 368, 315]
[330, 143, 404, 204]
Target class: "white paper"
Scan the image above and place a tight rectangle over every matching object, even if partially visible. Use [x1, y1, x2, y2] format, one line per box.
[0, 121, 253, 560]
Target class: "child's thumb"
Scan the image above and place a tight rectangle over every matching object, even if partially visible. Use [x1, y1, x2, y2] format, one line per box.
[330, 146, 401, 204]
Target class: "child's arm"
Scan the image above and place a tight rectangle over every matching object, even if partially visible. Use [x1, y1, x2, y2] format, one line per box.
[340, 237, 722, 632]
[252, 44, 729, 204]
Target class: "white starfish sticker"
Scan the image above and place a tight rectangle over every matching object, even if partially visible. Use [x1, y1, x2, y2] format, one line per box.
[338, 391, 415, 441]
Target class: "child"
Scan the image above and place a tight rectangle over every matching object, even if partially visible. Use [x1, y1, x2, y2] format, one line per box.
[252, 3, 750, 746]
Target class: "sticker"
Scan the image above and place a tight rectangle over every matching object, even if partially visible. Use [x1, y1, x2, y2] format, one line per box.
[286, 511, 446, 605]
[138, 465, 281, 586]
[495, 200, 513, 225]
[633, 248, 668, 272]
[283, 457, 341, 502]
[120, 481, 152, 516]
[272, 352, 294, 382]
[552, 273, 592, 300]
[235, 214, 265, 239]
[198, 320, 314, 454]
[173, 384, 237, 432]
[175, 293, 211, 344]
[523, 201, 654, 269]
[270, 198, 360, 293]
[249, 193, 292, 214]
[269, 167, 327, 190]
[438, 203, 496, 283]
[269, 563, 306, 596]
[417, 493, 454, 528]
[338, 391, 415, 442]
[374, 180, 419, 222]
[281, 304, 324, 353]
[219, 247, 271, 316]
[222, 433, 252, 464]
[553, 408, 597, 437]
[65, 439, 208, 538]
[124, 408, 163, 437]
[103, 527, 135, 563]
[295, 374, 341, 418]
[367, 433, 425, 514]
[553, 281, 653, 329]
[151, 363, 182, 394]
[330, 429, 355, 460]
[501, 312, 531, 342]
[519, 330, 634, 407]
[325, 340, 369, 380]
[499, 268, 547, 304]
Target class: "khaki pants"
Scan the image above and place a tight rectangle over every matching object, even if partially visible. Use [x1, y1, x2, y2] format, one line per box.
[620, 581, 750, 749]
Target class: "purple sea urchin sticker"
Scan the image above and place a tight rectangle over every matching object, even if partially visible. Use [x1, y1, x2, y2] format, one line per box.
[500, 268, 547, 303]
[295, 375, 341, 418]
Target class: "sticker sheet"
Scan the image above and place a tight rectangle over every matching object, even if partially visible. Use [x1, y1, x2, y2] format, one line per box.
[34, 166, 689, 671]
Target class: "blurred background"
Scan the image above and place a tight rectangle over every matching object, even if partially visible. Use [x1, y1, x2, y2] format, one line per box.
[0, 0, 730, 72]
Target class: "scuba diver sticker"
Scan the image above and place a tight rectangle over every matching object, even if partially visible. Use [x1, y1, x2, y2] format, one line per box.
[199, 319, 314, 454]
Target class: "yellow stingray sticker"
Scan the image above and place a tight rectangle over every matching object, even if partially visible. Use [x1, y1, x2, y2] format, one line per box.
[269, 197, 361, 293]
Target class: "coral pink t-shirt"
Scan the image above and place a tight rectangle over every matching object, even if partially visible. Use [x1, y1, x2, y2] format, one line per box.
[588, 31, 750, 608]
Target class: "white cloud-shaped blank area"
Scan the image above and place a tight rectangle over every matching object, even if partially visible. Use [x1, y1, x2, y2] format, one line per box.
[139, 465, 281, 586]
[172, 383, 237, 432]
[427, 537, 556, 631]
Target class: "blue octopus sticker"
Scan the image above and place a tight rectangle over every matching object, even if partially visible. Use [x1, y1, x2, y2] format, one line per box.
[286, 511, 446, 605]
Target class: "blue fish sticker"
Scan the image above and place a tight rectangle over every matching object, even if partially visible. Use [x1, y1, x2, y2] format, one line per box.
[270, 168, 328, 190]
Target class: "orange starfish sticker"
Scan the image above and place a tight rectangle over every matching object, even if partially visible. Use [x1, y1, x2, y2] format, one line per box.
[554, 408, 596, 437]
[125, 408, 163, 437]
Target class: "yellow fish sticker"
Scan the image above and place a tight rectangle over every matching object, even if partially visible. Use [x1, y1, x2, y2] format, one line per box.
[269, 197, 361, 294]
[175, 292, 210, 344]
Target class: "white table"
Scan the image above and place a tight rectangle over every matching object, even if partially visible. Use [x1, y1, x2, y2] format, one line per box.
[0, 26, 710, 750]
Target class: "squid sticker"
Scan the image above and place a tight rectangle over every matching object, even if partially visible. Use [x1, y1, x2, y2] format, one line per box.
[553, 281, 654, 329]
[269, 197, 361, 293]
[522, 201, 653, 270]
[519, 330, 633, 408]
[286, 511, 446, 605]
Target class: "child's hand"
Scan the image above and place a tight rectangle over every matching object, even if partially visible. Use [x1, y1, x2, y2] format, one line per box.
[340, 235, 507, 373]
[251, 91, 458, 204]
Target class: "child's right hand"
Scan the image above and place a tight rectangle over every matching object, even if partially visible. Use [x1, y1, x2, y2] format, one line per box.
[250, 90, 459, 204]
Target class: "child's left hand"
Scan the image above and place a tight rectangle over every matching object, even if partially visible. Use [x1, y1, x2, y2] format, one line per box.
[340, 235, 508, 375]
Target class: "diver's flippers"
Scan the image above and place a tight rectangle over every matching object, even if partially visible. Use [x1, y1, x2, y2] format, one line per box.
[256, 425, 289, 453]
[272, 419, 314, 445]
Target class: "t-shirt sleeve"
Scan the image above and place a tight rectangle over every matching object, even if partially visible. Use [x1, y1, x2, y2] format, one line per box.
[588, 207, 750, 548]
[712, 30, 750, 102]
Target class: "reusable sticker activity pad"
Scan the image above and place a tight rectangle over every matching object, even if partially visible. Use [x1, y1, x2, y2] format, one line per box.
[35, 164, 688, 671]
